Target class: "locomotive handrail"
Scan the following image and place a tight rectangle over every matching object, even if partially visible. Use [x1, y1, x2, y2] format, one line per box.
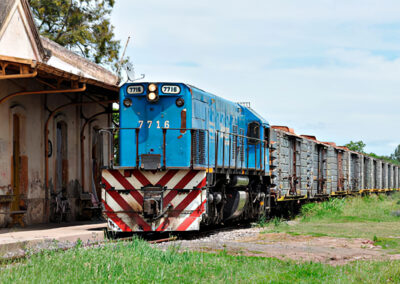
[99, 127, 141, 168]
[160, 128, 210, 169]
[98, 127, 211, 169]
[99, 127, 267, 172]
[215, 130, 268, 172]
[216, 130, 265, 142]
[99, 127, 139, 131]
[98, 129, 115, 167]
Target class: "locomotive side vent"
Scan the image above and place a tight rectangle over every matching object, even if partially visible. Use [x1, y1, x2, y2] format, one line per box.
[192, 130, 206, 165]
[232, 125, 238, 159]
[239, 128, 245, 162]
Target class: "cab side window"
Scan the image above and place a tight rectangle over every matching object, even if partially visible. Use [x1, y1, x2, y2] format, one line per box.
[247, 122, 260, 144]
[264, 127, 270, 146]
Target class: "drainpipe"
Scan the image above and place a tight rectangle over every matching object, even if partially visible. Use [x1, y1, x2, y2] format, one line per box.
[0, 59, 37, 80]
[0, 70, 38, 80]
[44, 99, 117, 218]
[80, 110, 117, 194]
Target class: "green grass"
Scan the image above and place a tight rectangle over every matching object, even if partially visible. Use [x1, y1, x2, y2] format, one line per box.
[374, 237, 400, 253]
[1, 194, 400, 283]
[1, 238, 400, 283]
[264, 193, 400, 252]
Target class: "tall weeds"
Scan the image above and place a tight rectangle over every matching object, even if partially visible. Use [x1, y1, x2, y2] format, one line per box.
[301, 198, 345, 221]
[299, 193, 400, 223]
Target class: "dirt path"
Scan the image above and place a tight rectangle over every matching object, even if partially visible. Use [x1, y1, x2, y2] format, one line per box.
[157, 227, 400, 265]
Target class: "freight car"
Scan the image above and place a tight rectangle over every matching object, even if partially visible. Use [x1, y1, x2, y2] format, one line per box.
[100, 82, 400, 233]
[270, 126, 400, 201]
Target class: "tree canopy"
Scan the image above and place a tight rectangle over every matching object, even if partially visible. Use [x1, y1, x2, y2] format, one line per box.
[391, 145, 400, 163]
[345, 141, 366, 153]
[28, 0, 122, 71]
[345, 141, 400, 165]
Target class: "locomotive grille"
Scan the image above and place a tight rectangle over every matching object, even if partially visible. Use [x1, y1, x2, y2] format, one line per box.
[232, 126, 238, 159]
[239, 128, 245, 162]
[192, 130, 206, 165]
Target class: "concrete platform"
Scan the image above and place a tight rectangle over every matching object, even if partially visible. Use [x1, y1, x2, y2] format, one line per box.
[0, 221, 106, 258]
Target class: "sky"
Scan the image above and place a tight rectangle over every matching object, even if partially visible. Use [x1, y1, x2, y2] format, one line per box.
[110, 0, 400, 156]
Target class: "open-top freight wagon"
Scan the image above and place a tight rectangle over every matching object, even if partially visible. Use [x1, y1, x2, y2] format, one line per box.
[270, 126, 399, 201]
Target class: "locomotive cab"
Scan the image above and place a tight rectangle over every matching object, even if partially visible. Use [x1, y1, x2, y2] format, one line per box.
[119, 83, 193, 169]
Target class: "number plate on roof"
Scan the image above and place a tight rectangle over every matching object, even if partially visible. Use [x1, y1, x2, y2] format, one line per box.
[161, 85, 181, 94]
[127, 85, 144, 94]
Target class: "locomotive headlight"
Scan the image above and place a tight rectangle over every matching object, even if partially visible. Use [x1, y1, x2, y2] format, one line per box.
[176, 97, 185, 107]
[147, 92, 158, 102]
[123, 98, 132, 107]
[148, 83, 157, 92]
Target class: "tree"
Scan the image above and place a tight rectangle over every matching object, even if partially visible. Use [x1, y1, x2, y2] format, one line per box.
[391, 144, 400, 162]
[28, 0, 123, 71]
[345, 141, 366, 153]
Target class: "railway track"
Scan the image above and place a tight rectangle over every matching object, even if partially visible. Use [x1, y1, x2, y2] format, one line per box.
[129, 223, 253, 244]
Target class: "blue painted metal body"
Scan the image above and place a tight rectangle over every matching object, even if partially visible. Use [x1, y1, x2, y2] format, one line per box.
[119, 82, 270, 173]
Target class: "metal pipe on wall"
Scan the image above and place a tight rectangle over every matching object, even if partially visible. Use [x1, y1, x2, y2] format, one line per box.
[80, 110, 117, 193]
[44, 99, 117, 220]
[44, 99, 117, 189]
[0, 84, 86, 105]
[0, 59, 38, 80]
[0, 70, 38, 80]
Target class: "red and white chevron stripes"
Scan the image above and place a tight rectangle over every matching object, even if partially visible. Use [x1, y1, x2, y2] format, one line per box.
[101, 169, 207, 232]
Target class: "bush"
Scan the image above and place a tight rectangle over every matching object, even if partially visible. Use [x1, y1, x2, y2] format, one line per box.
[301, 198, 345, 221]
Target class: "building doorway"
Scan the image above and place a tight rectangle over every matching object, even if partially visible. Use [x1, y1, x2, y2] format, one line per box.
[11, 114, 21, 212]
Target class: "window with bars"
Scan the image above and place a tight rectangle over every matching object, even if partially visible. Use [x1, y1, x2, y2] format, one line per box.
[264, 127, 270, 145]
[247, 121, 260, 144]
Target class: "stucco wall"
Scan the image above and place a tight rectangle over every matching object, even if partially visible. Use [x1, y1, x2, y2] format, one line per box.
[0, 79, 110, 226]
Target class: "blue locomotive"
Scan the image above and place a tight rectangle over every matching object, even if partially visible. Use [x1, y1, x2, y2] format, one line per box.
[101, 82, 271, 232]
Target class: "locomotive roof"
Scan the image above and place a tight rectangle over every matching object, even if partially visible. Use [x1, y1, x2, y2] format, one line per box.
[243, 106, 269, 126]
[190, 84, 269, 126]
[126, 81, 270, 126]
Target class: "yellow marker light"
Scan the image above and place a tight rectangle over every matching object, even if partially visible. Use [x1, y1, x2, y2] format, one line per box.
[147, 92, 157, 101]
[148, 84, 157, 92]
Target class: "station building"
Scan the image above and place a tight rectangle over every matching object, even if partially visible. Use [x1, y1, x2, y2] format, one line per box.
[0, 0, 119, 227]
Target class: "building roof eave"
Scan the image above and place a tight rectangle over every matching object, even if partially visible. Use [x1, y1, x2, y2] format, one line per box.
[36, 62, 119, 92]
[0, 54, 118, 93]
